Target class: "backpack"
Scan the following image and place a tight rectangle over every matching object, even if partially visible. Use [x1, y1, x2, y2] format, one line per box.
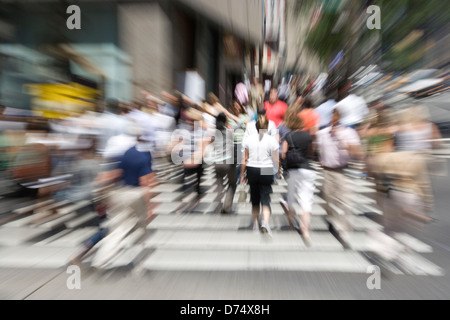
[285, 133, 305, 169]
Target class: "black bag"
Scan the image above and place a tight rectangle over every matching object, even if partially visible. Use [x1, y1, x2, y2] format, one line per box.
[285, 133, 304, 169]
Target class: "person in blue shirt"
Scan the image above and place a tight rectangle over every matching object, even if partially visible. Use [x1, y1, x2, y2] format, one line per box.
[70, 135, 157, 266]
[97, 135, 157, 215]
[119, 144, 154, 187]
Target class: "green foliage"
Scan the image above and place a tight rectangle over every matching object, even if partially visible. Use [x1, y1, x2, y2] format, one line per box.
[375, 0, 449, 71]
[301, 0, 450, 72]
[304, 11, 345, 64]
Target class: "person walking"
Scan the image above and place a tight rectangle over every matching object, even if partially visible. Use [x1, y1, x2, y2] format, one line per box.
[298, 97, 320, 136]
[241, 110, 280, 236]
[277, 104, 302, 213]
[227, 99, 250, 183]
[264, 87, 288, 128]
[281, 116, 315, 244]
[316, 108, 364, 239]
[315, 90, 337, 130]
[204, 113, 236, 214]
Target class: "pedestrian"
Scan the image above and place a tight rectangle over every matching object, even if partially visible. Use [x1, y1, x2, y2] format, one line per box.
[204, 113, 236, 214]
[334, 82, 369, 129]
[177, 107, 212, 196]
[241, 109, 281, 236]
[234, 82, 255, 120]
[315, 90, 337, 130]
[367, 131, 434, 266]
[264, 86, 288, 128]
[316, 108, 364, 239]
[395, 104, 442, 152]
[281, 113, 315, 244]
[250, 77, 264, 120]
[96, 98, 136, 156]
[298, 97, 320, 136]
[227, 99, 250, 182]
[278, 77, 291, 103]
[277, 104, 302, 215]
[70, 133, 157, 267]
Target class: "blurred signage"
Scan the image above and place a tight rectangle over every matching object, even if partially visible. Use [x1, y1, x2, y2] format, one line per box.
[24, 82, 99, 119]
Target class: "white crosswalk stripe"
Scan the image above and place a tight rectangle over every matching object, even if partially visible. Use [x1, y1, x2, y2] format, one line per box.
[0, 159, 444, 276]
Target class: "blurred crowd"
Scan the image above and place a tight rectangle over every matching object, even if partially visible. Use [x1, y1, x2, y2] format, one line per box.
[0, 71, 447, 267]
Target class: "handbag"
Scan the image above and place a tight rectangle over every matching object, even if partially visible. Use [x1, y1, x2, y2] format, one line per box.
[285, 133, 304, 169]
[237, 184, 247, 203]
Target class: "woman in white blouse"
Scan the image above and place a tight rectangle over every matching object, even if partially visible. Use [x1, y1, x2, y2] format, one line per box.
[241, 109, 280, 236]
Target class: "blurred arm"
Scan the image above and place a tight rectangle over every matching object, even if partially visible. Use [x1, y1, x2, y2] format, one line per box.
[432, 123, 443, 149]
[139, 172, 158, 188]
[213, 102, 240, 122]
[240, 148, 249, 184]
[95, 169, 122, 185]
[272, 149, 281, 177]
[281, 140, 288, 160]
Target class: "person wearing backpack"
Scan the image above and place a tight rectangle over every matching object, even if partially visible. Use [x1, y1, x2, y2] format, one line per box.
[281, 116, 315, 245]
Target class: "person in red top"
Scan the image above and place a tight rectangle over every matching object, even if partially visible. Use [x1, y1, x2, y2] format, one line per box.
[264, 87, 288, 128]
[298, 97, 320, 135]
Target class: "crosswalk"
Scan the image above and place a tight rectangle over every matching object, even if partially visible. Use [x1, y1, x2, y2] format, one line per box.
[0, 158, 445, 277]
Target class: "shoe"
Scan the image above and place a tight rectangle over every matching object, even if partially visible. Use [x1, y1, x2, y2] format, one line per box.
[261, 222, 272, 238]
[303, 234, 312, 247]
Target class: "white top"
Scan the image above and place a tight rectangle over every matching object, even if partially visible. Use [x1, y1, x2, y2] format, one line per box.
[202, 112, 217, 130]
[126, 109, 156, 146]
[335, 94, 369, 127]
[242, 133, 279, 168]
[103, 134, 137, 160]
[315, 99, 336, 127]
[316, 125, 361, 168]
[243, 120, 278, 140]
[396, 123, 433, 151]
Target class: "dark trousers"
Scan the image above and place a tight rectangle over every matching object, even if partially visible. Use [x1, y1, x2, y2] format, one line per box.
[246, 166, 273, 208]
[184, 164, 203, 194]
[215, 163, 237, 213]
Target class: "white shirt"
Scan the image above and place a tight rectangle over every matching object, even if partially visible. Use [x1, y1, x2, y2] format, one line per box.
[315, 99, 336, 128]
[243, 133, 279, 168]
[126, 109, 156, 147]
[316, 126, 361, 168]
[103, 134, 137, 160]
[335, 95, 369, 127]
[202, 112, 217, 135]
[243, 120, 278, 140]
